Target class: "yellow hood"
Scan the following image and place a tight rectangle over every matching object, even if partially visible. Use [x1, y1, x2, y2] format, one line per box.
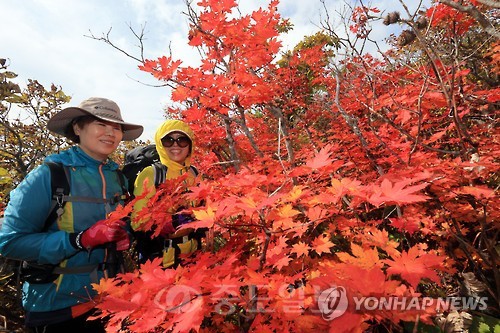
[154, 119, 195, 179]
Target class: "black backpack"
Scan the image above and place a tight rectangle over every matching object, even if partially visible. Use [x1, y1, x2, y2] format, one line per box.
[122, 144, 198, 197]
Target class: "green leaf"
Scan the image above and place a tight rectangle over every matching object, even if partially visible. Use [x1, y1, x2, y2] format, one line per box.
[470, 313, 500, 333]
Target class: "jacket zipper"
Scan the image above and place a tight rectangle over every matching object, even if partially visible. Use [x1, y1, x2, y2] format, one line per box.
[99, 164, 112, 215]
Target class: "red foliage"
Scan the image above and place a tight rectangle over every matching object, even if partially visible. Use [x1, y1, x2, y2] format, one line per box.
[427, 3, 476, 36]
[96, 0, 498, 331]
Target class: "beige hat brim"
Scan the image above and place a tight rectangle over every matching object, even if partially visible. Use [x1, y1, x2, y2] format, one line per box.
[47, 107, 143, 141]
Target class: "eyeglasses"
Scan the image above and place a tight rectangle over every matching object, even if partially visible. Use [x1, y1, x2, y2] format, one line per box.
[161, 135, 191, 148]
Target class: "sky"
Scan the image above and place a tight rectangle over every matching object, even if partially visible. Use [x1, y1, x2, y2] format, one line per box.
[2, 0, 427, 141]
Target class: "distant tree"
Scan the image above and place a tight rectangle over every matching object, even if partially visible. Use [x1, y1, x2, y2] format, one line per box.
[0, 58, 71, 206]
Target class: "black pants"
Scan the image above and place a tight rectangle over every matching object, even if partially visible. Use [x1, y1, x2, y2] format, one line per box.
[27, 311, 106, 333]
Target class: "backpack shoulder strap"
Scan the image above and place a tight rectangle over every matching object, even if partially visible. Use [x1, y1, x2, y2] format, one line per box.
[43, 163, 127, 230]
[189, 165, 199, 177]
[150, 164, 197, 188]
[152, 162, 167, 188]
[115, 169, 129, 199]
[44, 162, 70, 232]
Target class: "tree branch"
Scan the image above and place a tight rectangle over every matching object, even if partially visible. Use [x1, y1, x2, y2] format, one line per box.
[476, 0, 500, 8]
[333, 71, 385, 176]
[85, 25, 146, 63]
[439, 0, 500, 38]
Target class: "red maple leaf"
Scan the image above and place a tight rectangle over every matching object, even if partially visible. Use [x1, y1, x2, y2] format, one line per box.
[459, 185, 495, 199]
[170, 297, 205, 333]
[389, 217, 421, 235]
[336, 243, 382, 269]
[382, 246, 445, 288]
[312, 234, 334, 255]
[246, 269, 271, 286]
[269, 254, 292, 270]
[361, 227, 400, 257]
[368, 178, 429, 206]
[305, 145, 334, 170]
[129, 308, 167, 332]
[187, 203, 216, 230]
[291, 241, 311, 258]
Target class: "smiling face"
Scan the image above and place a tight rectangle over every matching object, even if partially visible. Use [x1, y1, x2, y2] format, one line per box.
[162, 132, 191, 165]
[73, 118, 123, 161]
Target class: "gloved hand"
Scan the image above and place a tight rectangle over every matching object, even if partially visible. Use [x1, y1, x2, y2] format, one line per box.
[115, 229, 130, 251]
[172, 213, 195, 228]
[158, 213, 195, 238]
[77, 220, 127, 250]
[159, 221, 176, 238]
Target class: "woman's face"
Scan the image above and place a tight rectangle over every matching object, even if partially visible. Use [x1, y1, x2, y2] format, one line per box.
[73, 119, 123, 161]
[162, 132, 191, 164]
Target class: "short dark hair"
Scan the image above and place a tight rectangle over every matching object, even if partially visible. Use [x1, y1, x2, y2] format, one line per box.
[64, 115, 98, 143]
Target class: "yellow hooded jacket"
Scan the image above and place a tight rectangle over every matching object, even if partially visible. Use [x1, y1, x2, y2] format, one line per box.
[132, 119, 197, 227]
[131, 120, 199, 267]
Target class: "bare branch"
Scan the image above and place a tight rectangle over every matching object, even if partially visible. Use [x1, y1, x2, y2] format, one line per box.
[333, 71, 385, 176]
[222, 115, 240, 172]
[233, 99, 264, 158]
[85, 25, 146, 63]
[268, 104, 296, 165]
[476, 0, 500, 8]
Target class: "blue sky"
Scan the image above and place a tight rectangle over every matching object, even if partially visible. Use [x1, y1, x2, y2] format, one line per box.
[2, 0, 427, 141]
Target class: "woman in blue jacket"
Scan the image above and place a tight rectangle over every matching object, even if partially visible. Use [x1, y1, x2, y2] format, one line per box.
[0, 97, 143, 332]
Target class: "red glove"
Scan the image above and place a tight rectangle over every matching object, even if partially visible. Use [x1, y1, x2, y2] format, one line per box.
[159, 221, 176, 237]
[79, 220, 126, 250]
[115, 229, 130, 251]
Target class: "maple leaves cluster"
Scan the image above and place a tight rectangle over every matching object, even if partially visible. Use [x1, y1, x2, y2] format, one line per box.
[427, 3, 476, 36]
[99, 150, 496, 332]
[95, 0, 498, 332]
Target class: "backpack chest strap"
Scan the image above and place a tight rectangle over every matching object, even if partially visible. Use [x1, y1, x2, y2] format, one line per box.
[46, 162, 127, 228]
[57, 195, 124, 205]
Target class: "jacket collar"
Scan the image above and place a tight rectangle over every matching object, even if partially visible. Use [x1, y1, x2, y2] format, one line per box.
[44, 146, 119, 170]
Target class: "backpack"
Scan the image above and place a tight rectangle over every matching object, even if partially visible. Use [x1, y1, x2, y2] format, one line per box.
[14, 162, 127, 284]
[122, 144, 198, 197]
[122, 145, 202, 268]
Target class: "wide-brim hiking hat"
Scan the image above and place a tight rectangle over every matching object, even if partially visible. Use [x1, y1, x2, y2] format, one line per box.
[47, 97, 143, 141]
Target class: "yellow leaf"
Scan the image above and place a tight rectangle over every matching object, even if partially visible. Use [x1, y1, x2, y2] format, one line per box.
[240, 197, 258, 208]
[286, 185, 309, 202]
[192, 205, 216, 222]
[278, 204, 301, 218]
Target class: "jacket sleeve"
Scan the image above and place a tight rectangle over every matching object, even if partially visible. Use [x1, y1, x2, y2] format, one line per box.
[131, 165, 157, 230]
[0, 164, 78, 264]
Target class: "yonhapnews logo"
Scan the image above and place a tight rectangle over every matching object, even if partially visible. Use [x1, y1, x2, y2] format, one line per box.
[317, 286, 349, 320]
[317, 286, 488, 321]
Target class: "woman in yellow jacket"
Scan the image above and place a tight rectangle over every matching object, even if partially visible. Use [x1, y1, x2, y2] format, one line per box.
[132, 119, 201, 268]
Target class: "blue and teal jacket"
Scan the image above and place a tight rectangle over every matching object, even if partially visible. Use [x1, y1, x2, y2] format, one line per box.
[0, 146, 126, 324]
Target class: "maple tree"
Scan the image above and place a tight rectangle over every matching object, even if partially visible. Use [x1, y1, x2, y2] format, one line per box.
[94, 0, 498, 332]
